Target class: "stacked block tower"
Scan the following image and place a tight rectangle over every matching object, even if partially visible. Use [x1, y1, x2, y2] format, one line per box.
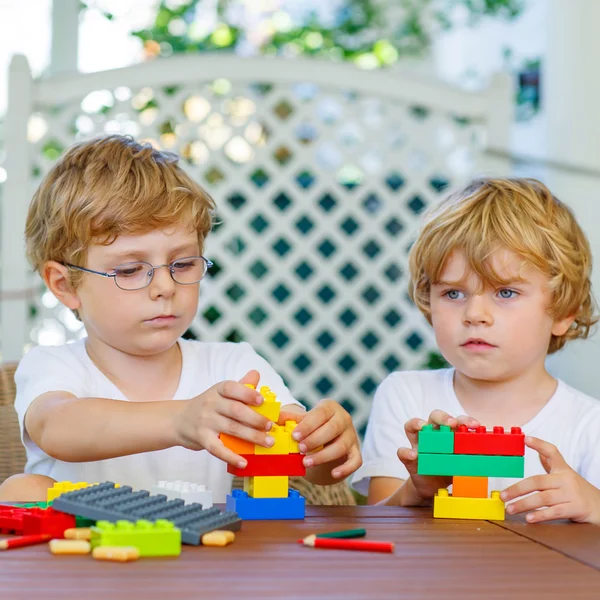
[417, 425, 525, 520]
[221, 385, 306, 520]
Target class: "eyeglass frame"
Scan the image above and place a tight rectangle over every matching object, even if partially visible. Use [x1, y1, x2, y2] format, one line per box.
[65, 255, 213, 291]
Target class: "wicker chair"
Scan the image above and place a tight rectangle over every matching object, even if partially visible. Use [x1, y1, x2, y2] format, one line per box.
[0, 361, 356, 504]
[0, 362, 26, 483]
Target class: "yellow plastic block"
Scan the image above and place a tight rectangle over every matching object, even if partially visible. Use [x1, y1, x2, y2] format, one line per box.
[244, 475, 289, 498]
[256, 423, 291, 455]
[202, 530, 236, 547]
[452, 476, 488, 498]
[433, 489, 505, 520]
[254, 386, 281, 422]
[49, 539, 92, 555]
[283, 421, 300, 453]
[64, 527, 92, 541]
[92, 546, 140, 562]
[47, 482, 93, 502]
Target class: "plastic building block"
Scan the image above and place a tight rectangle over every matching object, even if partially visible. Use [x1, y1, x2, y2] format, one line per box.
[418, 453, 524, 478]
[244, 475, 289, 498]
[52, 482, 241, 545]
[91, 519, 181, 557]
[15, 502, 94, 528]
[22, 507, 76, 538]
[433, 489, 505, 520]
[226, 489, 305, 520]
[219, 433, 255, 455]
[151, 481, 213, 508]
[418, 424, 454, 454]
[256, 421, 300, 455]
[452, 476, 488, 498]
[0, 506, 27, 534]
[454, 426, 525, 456]
[228, 453, 306, 477]
[201, 530, 235, 546]
[254, 386, 281, 422]
[47, 481, 93, 502]
[93, 546, 140, 562]
[49, 539, 92, 555]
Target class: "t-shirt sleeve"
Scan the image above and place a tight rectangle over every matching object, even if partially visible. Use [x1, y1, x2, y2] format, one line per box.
[14, 345, 87, 446]
[219, 342, 304, 409]
[351, 372, 421, 496]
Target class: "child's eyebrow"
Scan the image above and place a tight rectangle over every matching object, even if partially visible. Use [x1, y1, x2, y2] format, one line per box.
[106, 243, 200, 263]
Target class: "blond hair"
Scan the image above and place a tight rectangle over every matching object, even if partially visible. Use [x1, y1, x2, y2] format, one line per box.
[409, 178, 597, 353]
[26, 135, 215, 286]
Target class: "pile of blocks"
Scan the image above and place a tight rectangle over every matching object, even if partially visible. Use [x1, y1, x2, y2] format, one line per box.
[417, 425, 525, 520]
[221, 385, 306, 520]
[0, 481, 241, 559]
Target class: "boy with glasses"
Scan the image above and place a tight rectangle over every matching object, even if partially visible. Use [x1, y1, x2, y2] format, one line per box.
[0, 135, 361, 501]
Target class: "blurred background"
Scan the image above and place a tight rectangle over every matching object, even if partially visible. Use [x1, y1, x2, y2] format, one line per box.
[0, 0, 598, 436]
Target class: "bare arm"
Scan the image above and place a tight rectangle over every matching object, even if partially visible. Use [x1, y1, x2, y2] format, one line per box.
[368, 476, 432, 506]
[25, 391, 184, 462]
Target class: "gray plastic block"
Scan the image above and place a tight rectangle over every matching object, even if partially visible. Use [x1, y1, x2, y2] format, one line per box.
[53, 482, 241, 545]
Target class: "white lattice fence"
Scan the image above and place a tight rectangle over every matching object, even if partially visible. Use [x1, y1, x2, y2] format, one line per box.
[3, 55, 512, 434]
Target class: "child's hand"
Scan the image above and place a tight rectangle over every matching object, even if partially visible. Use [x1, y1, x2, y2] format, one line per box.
[173, 370, 273, 468]
[501, 436, 600, 525]
[281, 400, 362, 480]
[398, 410, 480, 501]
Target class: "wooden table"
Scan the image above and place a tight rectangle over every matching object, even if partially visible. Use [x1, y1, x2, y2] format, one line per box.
[2, 505, 600, 599]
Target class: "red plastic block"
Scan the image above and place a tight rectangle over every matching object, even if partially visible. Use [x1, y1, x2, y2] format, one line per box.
[22, 508, 76, 539]
[227, 453, 306, 477]
[0, 506, 27, 534]
[454, 426, 525, 456]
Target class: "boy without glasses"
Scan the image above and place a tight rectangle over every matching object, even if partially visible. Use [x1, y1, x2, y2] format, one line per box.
[353, 178, 600, 524]
[0, 135, 361, 502]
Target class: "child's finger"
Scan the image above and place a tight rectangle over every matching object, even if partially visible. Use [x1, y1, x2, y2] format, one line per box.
[302, 437, 346, 468]
[397, 446, 418, 467]
[216, 380, 263, 406]
[220, 401, 271, 432]
[505, 488, 565, 516]
[404, 418, 426, 447]
[501, 473, 560, 502]
[238, 370, 261, 389]
[296, 418, 340, 453]
[289, 407, 331, 442]
[219, 416, 275, 448]
[331, 446, 363, 479]
[455, 414, 480, 428]
[427, 409, 457, 428]
[278, 409, 307, 425]
[207, 439, 248, 469]
[525, 436, 567, 472]
[524, 503, 571, 524]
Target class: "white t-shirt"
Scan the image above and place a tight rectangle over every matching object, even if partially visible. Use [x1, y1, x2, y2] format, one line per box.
[352, 368, 600, 496]
[15, 338, 302, 502]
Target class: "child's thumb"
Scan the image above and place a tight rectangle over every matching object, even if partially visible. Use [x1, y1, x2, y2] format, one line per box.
[239, 370, 260, 388]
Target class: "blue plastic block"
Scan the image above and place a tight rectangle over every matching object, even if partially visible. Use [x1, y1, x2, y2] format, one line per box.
[53, 482, 241, 545]
[226, 489, 305, 520]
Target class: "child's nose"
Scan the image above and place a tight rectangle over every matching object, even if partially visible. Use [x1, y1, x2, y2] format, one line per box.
[149, 265, 176, 298]
[463, 295, 493, 325]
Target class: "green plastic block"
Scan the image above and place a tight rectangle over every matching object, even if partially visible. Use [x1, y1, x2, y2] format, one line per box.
[91, 519, 181, 557]
[418, 453, 524, 478]
[418, 424, 454, 454]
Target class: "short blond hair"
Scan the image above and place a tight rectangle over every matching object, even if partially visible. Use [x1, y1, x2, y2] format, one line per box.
[409, 178, 597, 354]
[26, 135, 215, 285]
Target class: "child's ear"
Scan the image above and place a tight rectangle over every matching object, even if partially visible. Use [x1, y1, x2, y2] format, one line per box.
[551, 314, 576, 337]
[42, 261, 81, 311]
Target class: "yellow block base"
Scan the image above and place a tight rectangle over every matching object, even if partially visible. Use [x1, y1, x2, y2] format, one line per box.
[433, 489, 505, 520]
[47, 481, 93, 502]
[244, 476, 289, 498]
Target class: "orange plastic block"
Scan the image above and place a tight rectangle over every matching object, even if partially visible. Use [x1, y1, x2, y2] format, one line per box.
[219, 433, 255, 455]
[452, 476, 488, 498]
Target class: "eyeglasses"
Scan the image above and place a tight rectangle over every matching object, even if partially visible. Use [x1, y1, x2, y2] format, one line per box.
[66, 256, 213, 291]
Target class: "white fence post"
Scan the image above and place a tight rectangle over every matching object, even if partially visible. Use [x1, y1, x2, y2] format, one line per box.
[50, 0, 79, 75]
[2, 55, 33, 360]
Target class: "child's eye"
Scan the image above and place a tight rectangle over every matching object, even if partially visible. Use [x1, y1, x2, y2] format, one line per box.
[497, 289, 518, 299]
[172, 259, 197, 270]
[444, 290, 465, 300]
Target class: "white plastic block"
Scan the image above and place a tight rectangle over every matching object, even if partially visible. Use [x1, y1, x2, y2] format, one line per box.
[151, 481, 213, 508]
